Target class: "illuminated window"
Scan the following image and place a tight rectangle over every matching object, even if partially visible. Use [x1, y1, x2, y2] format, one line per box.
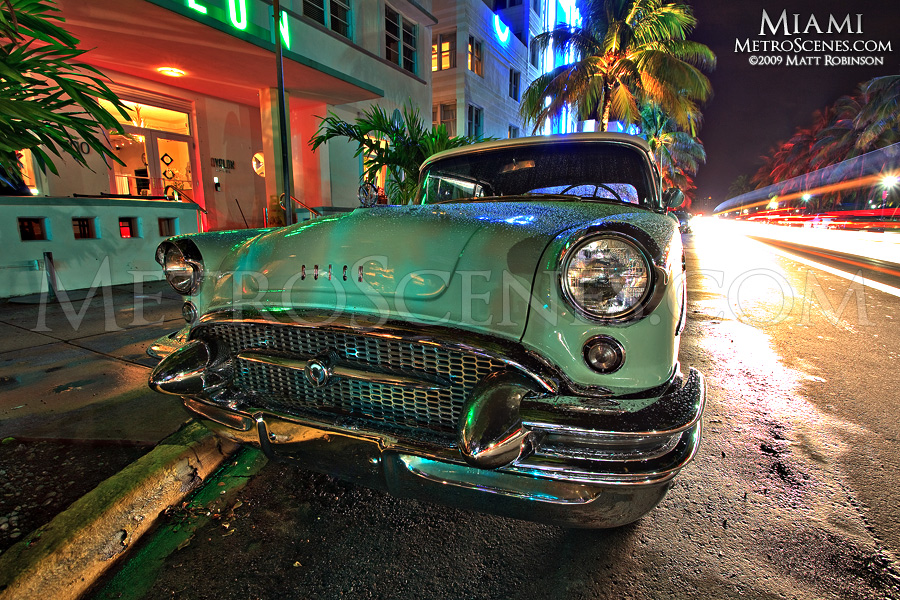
[431, 31, 456, 71]
[508, 125, 519, 139]
[18, 217, 48, 241]
[468, 36, 483, 76]
[467, 105, 483, 138]
[98, 98, 190, 136]
[158, 217, 178, 237]
[119, 217, 140, 238]
[432, 103, 457, 134]
[509, 68, 521, 101]
[102, 96, 195, 199]
[17, 149, 39, 195]
[303, 0, 352, 39]
[385, 6, 417, 74]
[72, 217, 98, 239]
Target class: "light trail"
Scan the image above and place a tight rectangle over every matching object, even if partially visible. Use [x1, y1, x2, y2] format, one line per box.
[768, 247, 900, 299]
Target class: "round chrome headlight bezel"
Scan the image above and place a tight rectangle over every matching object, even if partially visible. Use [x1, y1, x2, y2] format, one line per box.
[156, 241, 203, 295]
[559, 232, 656, 323]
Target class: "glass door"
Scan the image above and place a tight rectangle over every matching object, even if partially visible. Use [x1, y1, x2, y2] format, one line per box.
[102, 98, 196, 199]
[155, 136, 194, 199]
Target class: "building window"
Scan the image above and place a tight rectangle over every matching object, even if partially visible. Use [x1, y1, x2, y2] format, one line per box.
[432, 31, 456, 71]
[509, 68, 521, 101]
[532, 0, 541, 15]
[433, 103, 457, 134]
[119, 217, 140, 238]
[386, 6, 417, 74]
[468, 36, 483, 76]
[530, 42, 541, 69]
[303, 0, 351, 39]
[16, 149, 39, 195]
[158, 217, 179, 237]
[467, 105, 483, 138]
[493, 0, 522, 7]
[99, 97, 195, 198]
[72, 217, 98, 239]
[18, 217, 48, 241]
[508, 125, 520, 139]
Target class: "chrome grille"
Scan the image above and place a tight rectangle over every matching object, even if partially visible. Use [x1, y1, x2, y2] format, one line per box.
[193, 322, 508, 434]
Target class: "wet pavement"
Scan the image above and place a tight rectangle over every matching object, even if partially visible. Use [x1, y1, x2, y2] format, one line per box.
[0, 280, 190, 554]
[86, 220, 900, 599]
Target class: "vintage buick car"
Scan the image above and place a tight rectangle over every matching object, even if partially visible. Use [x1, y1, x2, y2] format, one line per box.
[149, 132, 705, 528]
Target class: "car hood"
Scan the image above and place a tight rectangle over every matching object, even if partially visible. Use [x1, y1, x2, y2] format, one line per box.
[206, 201, 668, 341]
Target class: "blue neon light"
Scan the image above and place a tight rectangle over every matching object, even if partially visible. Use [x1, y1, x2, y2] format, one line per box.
[493, 14, 510, 43]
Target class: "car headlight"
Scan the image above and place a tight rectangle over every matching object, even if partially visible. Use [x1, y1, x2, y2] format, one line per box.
[561, 235, 652, 320]
[156, 242, 203, 295]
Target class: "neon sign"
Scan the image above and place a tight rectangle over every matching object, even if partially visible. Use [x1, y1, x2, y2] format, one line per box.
[160, 0, 292, 48]
[493, 14, 510, 44]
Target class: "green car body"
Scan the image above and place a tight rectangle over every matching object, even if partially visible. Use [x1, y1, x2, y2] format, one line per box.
[149, 133, 704, 527]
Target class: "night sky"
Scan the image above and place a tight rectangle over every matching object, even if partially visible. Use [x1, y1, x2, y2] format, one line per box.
[685, 0, 899, 212]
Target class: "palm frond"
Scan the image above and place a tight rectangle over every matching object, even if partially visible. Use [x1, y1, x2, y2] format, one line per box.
[1, 0, 127, 185]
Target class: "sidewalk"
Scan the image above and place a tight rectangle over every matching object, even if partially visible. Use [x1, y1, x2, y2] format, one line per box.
[0, 280, 188, 443]
[0, 280, 231, 598]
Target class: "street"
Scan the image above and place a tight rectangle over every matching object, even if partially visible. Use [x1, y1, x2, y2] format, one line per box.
[87, 219, 900, 600]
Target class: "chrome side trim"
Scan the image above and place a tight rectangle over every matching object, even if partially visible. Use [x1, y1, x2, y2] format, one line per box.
[237, 350, 451, 391]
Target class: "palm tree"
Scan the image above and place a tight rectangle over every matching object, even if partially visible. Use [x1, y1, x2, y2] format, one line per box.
[639, 103, 705, 199]
[726, 175, 754, 199]
[309, 103, 482, 204]
[520, 0, 715, 133]
[1, 0, 127, 190]
[853, 75, 900, 149]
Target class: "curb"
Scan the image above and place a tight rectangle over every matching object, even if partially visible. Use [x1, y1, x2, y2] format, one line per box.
[0, 421, 238, 600]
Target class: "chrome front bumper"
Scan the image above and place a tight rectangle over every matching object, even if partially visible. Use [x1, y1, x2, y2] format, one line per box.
[173, 368, 704, 528]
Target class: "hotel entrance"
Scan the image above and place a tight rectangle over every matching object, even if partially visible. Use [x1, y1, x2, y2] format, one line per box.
[101, 98, 197, 202]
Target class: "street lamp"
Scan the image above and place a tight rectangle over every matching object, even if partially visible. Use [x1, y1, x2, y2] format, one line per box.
[880, 174, 898, 210]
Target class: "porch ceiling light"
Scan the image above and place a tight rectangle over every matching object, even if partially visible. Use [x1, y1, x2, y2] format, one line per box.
[157, 67, 186, 77]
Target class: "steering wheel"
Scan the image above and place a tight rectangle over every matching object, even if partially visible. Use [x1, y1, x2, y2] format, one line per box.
[559, 183, 623, 203]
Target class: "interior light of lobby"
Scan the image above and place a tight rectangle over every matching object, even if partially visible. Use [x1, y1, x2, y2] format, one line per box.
[157, 67, 186, 77]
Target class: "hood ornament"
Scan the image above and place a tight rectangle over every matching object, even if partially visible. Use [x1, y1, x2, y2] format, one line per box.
[358, 182, 379, 208]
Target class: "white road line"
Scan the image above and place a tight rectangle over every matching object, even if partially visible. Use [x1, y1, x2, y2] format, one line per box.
[769, 247, 900, 299]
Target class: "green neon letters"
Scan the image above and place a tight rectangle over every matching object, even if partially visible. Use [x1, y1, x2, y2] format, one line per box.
[187, 0, 208, 14]
[279, 12, 290, 49]
[228, 0, 248, 29]
[183, 0, 292, 50]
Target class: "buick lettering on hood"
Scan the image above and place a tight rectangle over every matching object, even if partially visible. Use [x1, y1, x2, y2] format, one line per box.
[149, 133, 705, 527]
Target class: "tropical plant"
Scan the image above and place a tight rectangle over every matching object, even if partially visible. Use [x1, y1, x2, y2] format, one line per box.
[853, 75, 900, 149]
[726, 175, 754, 199]
[520, 0, 715, 133]
[639, 103, 705, 201]
[751, 75, 900, 194]
[309, 103, 483, 204]
[0, 0, 126, 191]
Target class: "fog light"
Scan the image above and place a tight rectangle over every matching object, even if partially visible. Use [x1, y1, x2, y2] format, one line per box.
[182, 302, 197, 323]
[583, 336, 625, 373]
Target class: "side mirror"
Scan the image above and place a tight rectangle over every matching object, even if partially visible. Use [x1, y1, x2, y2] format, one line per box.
[662, 188, 685, 209]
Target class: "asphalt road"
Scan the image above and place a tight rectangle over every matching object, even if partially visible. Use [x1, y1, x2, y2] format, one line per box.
[91, 220, 900, 600]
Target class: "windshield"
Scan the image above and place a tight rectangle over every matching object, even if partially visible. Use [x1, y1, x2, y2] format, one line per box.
[417, 141, 658, 208]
